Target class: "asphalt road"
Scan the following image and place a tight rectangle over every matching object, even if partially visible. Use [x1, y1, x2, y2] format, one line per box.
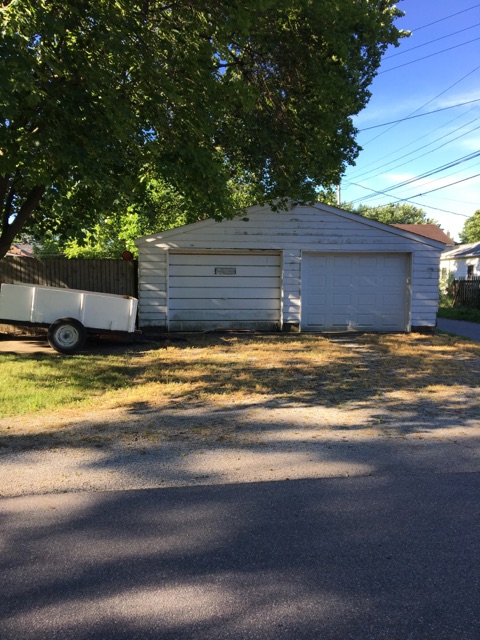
[1, 473, 479, 640]
[436, 318, 480, 342]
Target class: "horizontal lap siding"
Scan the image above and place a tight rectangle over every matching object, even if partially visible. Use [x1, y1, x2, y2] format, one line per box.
[137, 251, 167, 327]
[136, 206, 443, 329]
[168, 252, 281, 331]
[410, 249, 440, 327]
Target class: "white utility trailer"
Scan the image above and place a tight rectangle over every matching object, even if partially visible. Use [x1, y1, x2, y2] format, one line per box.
[0, 283, 138, 354]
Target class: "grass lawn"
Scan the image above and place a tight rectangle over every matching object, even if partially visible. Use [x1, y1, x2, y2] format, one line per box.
[438, 306, 480, 323]
[1, 332, 480, 421]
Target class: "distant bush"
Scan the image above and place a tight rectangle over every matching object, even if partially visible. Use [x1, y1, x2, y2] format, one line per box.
[438, 306, 480, 323]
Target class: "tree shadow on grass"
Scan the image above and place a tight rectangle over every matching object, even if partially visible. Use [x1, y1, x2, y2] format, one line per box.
[1, 333, 479, 451]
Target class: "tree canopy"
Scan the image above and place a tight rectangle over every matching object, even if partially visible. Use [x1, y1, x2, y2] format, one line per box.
[343, 202, 437, 226]
[0, 0, 404, 259]
[459, 210, 480, 244]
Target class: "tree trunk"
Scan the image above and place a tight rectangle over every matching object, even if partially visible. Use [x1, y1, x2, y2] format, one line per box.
[0, 185, 45, 260]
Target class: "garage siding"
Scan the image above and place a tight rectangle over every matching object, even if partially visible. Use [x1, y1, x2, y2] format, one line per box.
[136, 204, 442, 331]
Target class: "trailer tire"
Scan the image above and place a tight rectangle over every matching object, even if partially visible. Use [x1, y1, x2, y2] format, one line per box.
[47, 318, 87, 354]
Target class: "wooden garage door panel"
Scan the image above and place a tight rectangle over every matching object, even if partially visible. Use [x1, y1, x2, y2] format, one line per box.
[170, 265, 280, 277]
[302, 253, 408, 331]
[168, 253, 281, 330]
[169, 254, 280, 267]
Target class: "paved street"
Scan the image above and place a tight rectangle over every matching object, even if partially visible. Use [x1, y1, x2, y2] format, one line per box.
[1, 473, 479, 639]
[436, 318, 480, 342]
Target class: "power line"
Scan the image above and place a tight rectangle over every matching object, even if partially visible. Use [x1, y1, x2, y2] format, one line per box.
[350, 101, 480, 178]
[397, 172, 480, 200]
[351, 118, 480, 183]
[346, 182, 471, 218]
[378, 37, 480, 75]
[350, 106, 480, 182]
[383, 22, 480, 60]
[403, 160, 480, 193]
[362, 63, 480, 146]
[436, 196, 480, 206]
[358, 98, 480, 131]
[412, 3, 480, 33]
[357, 160, 480, 206]
[351, 152, 480, 204]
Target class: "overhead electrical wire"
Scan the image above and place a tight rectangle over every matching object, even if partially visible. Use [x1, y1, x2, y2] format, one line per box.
[398, 160, 480, 194]
[348, 106, 480, 182]
[358, 98, 480, 131]
[362, 63, 480, 146]
[350, 101, 480, 178]
[347, 182, 471, 218]
[392, 172, 480, 200]
[378, 37, 480, 74]
[435, 196, 480, 206]
[351, 152, 480, 204]
[342, 4, 480, 224]
[383, 22, 480, 60]
[410, 3, 480, 33]
[356, 163, 480, 207]
[349, 117, 480, 183]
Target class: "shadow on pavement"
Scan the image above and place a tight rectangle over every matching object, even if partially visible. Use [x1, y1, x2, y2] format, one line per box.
[1, 474, 479, 639]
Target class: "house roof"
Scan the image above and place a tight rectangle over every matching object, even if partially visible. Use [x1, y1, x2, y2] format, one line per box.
[6, 243, 34, 257]
[390, 224, 455, 246]
[441, 241, 480, 259]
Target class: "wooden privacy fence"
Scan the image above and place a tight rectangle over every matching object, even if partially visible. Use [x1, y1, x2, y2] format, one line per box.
[450, 276, 480, 308]
[0, 257, 137, 297]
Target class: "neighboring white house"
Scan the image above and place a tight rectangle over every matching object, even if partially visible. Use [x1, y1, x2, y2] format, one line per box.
[440, 242, 480, 280]
[135, 202, 445, 333]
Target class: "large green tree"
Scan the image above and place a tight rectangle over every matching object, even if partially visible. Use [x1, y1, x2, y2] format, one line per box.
[343, 202, 437, 225]
[0, 0, 404, 259]
[459, 210, 480, 243]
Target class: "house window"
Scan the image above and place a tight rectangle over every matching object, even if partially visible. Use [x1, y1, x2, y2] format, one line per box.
[467, 265, 474, 279]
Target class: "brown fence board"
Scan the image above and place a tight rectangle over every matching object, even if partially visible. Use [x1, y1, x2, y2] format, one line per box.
[451, 277, 480, 308]
[0, 257, 137, 297]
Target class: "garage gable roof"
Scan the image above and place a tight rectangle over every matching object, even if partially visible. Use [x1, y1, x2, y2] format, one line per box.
[135, 202, 446, 249]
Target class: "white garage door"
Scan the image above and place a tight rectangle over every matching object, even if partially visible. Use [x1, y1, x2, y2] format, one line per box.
[302, 253, 409, 331]
[168, 252, 281, 331]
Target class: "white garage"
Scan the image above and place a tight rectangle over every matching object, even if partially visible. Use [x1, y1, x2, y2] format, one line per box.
[302, 253, 409, 331]
[135, 203, 444, 333]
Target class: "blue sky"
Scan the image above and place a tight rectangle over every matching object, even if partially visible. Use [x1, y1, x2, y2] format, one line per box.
[341, 0, 480, 241]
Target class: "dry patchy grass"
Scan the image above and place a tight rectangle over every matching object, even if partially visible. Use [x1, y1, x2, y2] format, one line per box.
[100, 332, 480, 410]
[1, 332, 479, 452]
[2, 332, 480, 413]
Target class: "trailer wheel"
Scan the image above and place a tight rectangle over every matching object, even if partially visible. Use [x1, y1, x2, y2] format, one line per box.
[47, 318, 87, 354]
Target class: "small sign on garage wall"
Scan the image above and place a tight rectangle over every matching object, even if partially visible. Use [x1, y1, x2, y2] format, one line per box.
[215, 267, 237, 275]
